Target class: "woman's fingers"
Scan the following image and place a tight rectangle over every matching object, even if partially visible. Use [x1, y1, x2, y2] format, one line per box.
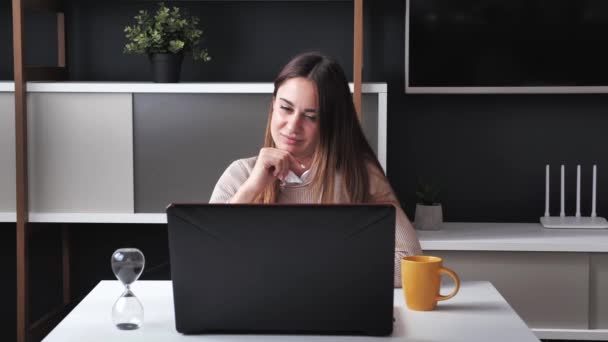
[282, 166, 290, 181]
[275, 158, 285, 180]
[265, 150, 285, 180]
[288, 154, 306, 172]
[259, 147, 305, 182]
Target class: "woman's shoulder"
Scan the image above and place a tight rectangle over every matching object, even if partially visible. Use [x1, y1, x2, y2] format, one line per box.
[210, 156, 257, 203]
[225, 156, 257, 176]
[214, 156, 257, 190]
[362, 159, 394, 199]
[231, 156, 257, 169]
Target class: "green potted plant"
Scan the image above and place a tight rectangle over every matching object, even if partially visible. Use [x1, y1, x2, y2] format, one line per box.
[414, 181, 442, 230]
[124, 2, 211, 83]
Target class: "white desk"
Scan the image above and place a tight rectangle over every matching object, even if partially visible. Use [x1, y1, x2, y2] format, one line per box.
[43, 280, 539, 342]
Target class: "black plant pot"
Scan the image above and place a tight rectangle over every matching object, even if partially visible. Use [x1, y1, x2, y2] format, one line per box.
[149, 53, 184, 83]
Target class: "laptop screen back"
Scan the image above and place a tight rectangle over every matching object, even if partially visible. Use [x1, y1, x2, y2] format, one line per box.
[167, 203, 396, 336]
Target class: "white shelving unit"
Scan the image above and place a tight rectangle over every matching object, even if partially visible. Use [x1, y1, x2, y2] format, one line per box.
[0, 82, 388, 223]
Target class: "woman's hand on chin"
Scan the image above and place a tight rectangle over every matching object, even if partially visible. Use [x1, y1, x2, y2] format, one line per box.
[243, 148, 305, 194]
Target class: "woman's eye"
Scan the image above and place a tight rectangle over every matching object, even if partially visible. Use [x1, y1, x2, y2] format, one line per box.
[305, 115, 317, 121]
[280, 106, 293, 112]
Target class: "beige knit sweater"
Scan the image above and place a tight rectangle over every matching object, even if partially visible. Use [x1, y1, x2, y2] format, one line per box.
[210, 157, 422, 287]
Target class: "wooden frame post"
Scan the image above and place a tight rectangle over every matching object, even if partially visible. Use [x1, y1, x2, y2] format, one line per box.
[12, 0, 29, 341]
[353, 0, 363, 120]
[14, 2, 68, 341]
[58, 12, 66, 67]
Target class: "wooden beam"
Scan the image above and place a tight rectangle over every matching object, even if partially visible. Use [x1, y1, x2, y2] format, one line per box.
[25, 66, 68, 81]
[24, 0, 64, 12]
[353, 0, 363, 120]
[58, 12, 66, 67]
[12, 0, 29, 341]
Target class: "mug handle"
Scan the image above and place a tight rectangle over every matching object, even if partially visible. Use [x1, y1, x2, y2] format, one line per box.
[436, 267, 460, 302]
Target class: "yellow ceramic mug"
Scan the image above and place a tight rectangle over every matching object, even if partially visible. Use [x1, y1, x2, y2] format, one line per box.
[401, 256, 460, 311]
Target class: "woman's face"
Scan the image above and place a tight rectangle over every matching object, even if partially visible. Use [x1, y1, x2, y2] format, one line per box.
[270, 77, 320, 161]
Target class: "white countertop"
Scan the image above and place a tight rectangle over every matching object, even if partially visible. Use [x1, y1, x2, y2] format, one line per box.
[0, 81, 387, 93]
[419, 222, 608, 252]
[42, 280, 539, 342]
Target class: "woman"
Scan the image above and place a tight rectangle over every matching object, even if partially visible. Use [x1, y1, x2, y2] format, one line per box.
[210, 52, 421, 287]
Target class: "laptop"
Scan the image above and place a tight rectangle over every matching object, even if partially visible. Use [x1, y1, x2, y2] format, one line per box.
[166, 203, 396, 336]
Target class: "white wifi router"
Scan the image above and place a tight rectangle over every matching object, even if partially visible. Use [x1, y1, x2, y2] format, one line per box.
[540, 164, 608, 229]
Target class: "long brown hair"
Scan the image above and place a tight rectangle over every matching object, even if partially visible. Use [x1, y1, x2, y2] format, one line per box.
[255, 52, 383, 204]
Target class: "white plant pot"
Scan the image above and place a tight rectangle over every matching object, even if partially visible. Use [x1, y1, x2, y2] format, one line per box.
[414, 204, 443, 231]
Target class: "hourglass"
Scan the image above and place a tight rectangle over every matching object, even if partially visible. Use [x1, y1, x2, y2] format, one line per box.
[111, 248, 145, 330]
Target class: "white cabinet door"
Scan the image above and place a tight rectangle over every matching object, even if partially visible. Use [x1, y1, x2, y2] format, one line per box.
[27, 93, 134, 213]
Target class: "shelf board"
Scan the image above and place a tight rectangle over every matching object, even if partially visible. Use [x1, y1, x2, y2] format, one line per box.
[0, 81, 387, 94]
[419, 222, 608, 252]
[406, 86, 608, 94]
[28, 213, 167, 224]
[0, 82, 14, 92]
[0, 212, 16, 223]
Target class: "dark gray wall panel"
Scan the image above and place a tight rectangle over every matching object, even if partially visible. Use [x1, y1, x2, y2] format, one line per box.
[64, 1, 354, 82]
[0, 1, 12, 80]
[134, 94, 268, 212]
[134, 93, 380, 213]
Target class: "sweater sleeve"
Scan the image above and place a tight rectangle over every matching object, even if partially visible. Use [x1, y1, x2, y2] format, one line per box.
[209, 158, 254, 203]
[367, 163, 423, 288]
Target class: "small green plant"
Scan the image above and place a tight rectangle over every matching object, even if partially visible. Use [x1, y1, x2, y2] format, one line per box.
[415, 182, 440, 206]
[124, 2, 211, 62]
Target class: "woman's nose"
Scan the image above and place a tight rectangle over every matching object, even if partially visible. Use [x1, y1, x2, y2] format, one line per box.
[286, 113, 302, 131]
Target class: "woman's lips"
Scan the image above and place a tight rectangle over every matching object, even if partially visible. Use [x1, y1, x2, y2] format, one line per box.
[281, 134, 302, 145]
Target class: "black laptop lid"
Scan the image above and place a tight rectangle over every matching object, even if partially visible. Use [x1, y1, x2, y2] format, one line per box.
[167, 204, 396, 336]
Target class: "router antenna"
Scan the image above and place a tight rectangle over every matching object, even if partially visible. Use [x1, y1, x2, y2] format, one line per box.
[545, 164, 550, 217]
[576, 165, 581, 218]
[592, 165, 597, 218]
[560, 164, 565, 218]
